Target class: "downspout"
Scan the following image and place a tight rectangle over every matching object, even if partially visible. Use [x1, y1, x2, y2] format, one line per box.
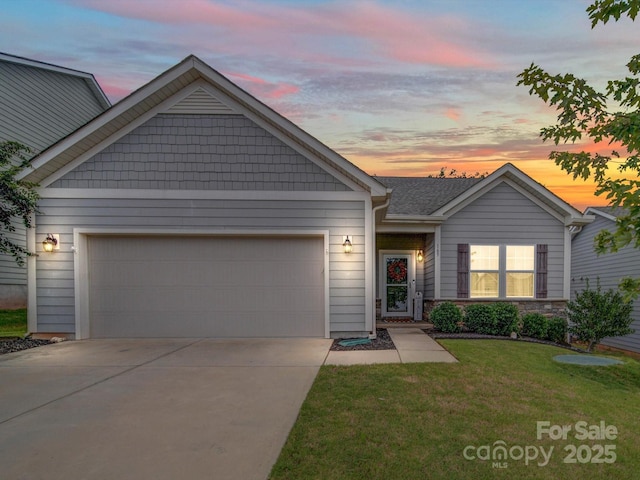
[369, 193, 391, 339]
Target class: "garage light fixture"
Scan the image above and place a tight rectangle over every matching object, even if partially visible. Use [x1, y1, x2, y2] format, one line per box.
[343, 236, 353, 254]
[417, 249, 424, 263]
[42, 234, 59, 252]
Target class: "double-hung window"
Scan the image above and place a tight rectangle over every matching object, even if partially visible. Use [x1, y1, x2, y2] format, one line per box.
[469, 244, 535, 298]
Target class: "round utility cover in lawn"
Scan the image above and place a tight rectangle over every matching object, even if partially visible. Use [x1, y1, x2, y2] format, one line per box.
[553, 354, 623, 366]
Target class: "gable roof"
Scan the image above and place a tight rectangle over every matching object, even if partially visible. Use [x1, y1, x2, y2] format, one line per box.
[584, 206, 628, 221]
[0, 52, 110, 153]
[376, 176, 482, 215]
[380, 164, 593, 227]
[18, 55, 387, 197]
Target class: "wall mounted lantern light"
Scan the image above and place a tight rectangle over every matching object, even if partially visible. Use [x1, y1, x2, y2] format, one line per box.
[342, 235, 353, 254]
[417, 249, 424, 263]
[42, 234, 59, 252]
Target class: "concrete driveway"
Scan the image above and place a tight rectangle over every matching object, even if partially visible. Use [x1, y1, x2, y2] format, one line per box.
[0, 338, 332, 480]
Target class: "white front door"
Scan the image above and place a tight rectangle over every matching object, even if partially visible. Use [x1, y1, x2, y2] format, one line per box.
[380, 252, 415, 318]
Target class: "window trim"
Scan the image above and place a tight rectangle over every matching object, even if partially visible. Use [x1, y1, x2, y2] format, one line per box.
[468, 244, 536, 299]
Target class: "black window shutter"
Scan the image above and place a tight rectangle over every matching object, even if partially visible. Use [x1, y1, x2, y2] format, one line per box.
[536, 244, 548, 299]
[457, 244, 469, 298]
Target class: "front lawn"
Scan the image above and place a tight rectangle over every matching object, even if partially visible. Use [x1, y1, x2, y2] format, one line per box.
[270, 340, 640, 479]
[0, 308, 27, 337]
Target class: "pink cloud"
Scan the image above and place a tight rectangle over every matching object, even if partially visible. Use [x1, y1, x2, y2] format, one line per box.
[226, 72, 300, 100]
[444, 108, 462, 122]
[68, 0, 496, 69]
[97, 81, 132, 103]
[68, 0, 272, 28]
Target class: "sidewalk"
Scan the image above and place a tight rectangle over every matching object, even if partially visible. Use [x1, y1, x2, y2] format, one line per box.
[324, 328, 458, 365]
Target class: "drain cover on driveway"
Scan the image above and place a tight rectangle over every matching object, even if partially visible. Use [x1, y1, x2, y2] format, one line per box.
[553, 354, 624, 366]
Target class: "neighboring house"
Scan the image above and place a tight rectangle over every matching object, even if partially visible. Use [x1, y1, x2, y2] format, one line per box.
[18, 55, 593, 339]
[0, 52, 110, 308]
[571, 207, 640, 353]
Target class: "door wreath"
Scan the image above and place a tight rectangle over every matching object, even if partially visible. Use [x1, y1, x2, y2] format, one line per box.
[387, 259, 408, 284]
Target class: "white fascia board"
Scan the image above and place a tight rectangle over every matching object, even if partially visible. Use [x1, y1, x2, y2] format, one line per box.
[18, 58, 198, 181]
[433, 175, 577, 225]
[564, 214, 595, 227]
[191, 58, 387, 197]
[584, 207, 617, 222]
[29, 57, 376, 197]
[38, 188, 371, 202]
[195, 81, 367, 193]
[432, 163, 587, 223]
[36, 82, 218, 187]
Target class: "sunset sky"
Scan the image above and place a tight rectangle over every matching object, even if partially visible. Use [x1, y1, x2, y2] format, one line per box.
[2, 0, 638, 210]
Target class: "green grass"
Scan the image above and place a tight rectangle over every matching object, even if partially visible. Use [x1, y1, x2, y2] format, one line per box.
[0, 308, 27, 337]
[270, 340, 640, 480]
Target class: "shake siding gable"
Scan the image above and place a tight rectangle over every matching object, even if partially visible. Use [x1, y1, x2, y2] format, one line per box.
[440, 182, 566, 299]
[50, 114, 350, 192]
[571, 214, 640, 353]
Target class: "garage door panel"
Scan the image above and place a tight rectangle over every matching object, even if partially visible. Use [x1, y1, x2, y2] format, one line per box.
[88, 236, 325, 338]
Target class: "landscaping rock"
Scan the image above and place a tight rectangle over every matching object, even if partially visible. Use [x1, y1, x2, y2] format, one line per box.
[0, 337, 51, 355]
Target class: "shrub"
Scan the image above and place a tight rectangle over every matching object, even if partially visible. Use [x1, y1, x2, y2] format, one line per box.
[567, 279, 634, 352]
[430, 302, 462, 333]
[521, 313, 548, 339]
[546, 317, 568, 344]
[492, 302, 520, 336]
[464, 304, 497, 334]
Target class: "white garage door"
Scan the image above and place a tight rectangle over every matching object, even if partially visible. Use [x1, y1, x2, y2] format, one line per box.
[88, 236, 325, 338]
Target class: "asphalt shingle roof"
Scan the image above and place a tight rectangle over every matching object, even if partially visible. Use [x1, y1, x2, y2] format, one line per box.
[587, 206, 629, 218]
[376, 176, 483, 216]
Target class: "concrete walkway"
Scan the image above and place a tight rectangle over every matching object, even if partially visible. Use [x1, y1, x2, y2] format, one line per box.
[324, 327, 458, 365]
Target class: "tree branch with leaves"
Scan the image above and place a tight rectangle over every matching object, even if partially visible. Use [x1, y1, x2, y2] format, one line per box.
[517, 0, 640, 299]
[0, 141, 39, 267]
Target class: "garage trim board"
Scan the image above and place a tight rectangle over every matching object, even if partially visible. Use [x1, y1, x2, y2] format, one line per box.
[73, 228, 331, 339]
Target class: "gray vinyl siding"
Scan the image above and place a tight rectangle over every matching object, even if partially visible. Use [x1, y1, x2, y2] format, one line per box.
[0, 58, 107, 293]
[0, 222, 27, 285]
[571, 215, 640, 353]
[440, 183, 566, 299]
[424, 235, 435, 299]
[50, 115, 351, 192]
[35, 197, 366, 335]
[0, 60, 105, 154]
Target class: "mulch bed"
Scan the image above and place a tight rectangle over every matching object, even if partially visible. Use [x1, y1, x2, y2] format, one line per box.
[330, 328, 396, 351]
[429, 331, 587, 352]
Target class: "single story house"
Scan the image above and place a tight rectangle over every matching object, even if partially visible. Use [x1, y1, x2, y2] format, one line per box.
[0, 52, 110, 308]
[571, 207, 640, 353]
[18, 55, 593, 339]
